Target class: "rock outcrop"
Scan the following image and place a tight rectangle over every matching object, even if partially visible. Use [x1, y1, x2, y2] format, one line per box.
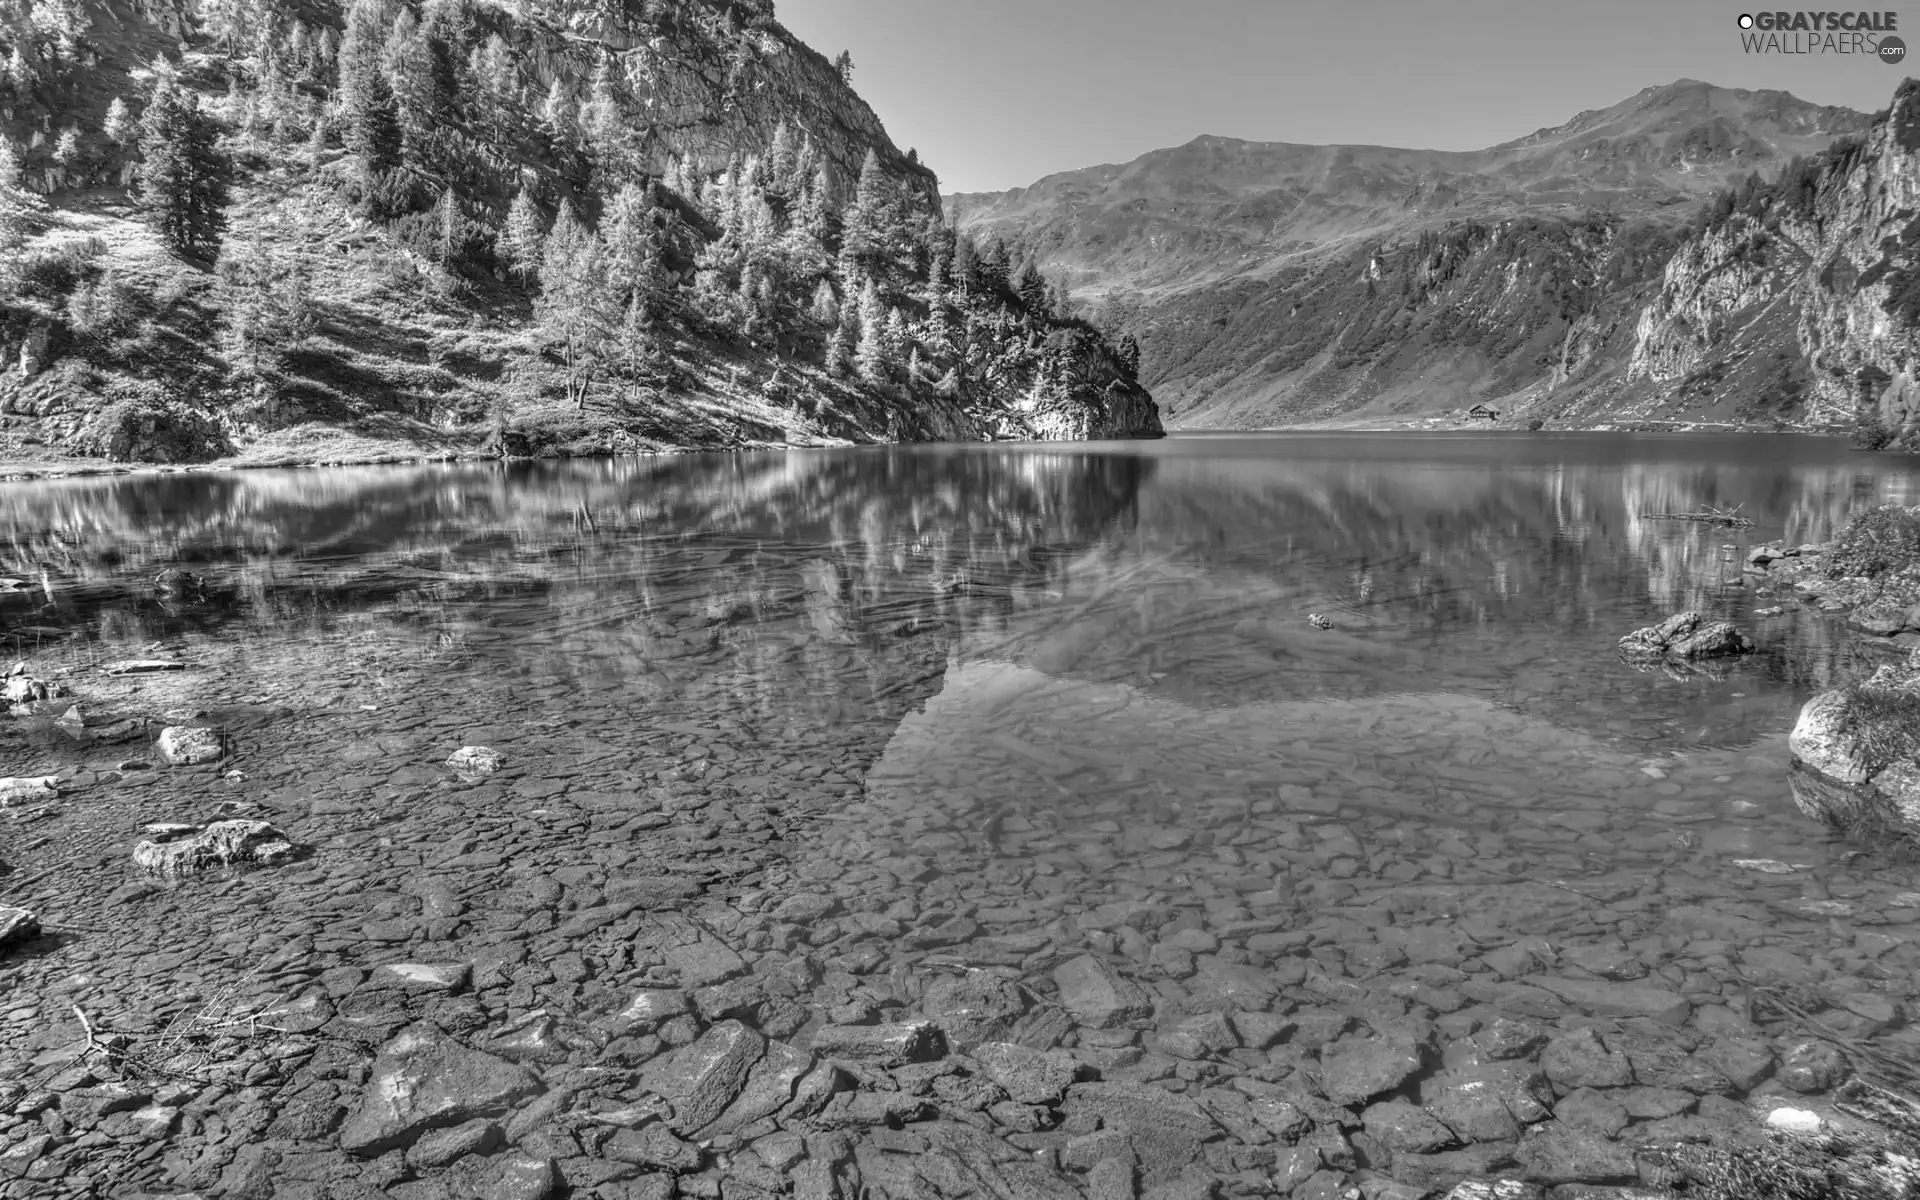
[1787, 653, 1920, 843]
[1628, 79, 1920, 434]
[1618, 611, 1756, 660]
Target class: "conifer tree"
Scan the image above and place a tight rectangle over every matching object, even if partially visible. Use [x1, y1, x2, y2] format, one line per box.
[882, 306, 909, 371]
[431, 187, 465, 274]
[536, 200, 614, 409]
[854, 277, 889, 383]
[541, 79, 575, 143]
[0, 139, 44, 295]
[808, 279, 837, 328]
[102, 97, 132, 145]
[952, 234, 978, 296]
[602, 182, 663, 322]
[381, 12, 436, 156]
[1014, 258, 1048, 315]
[766, 121, 796, 199]
[499, 186, 545, 287]
[839, 148, 897, 281]
[136, 83, 230, 259]
[826, 309, 855, 376]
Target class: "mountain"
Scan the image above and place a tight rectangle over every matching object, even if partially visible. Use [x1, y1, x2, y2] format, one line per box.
[949, 79, 1875, 430]
[0, 0, 1161, 468]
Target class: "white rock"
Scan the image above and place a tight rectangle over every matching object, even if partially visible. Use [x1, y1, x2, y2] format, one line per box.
[132, 820, 295, 876]
[446, 746, 502, 776]
[1767, 1107, 1824, 1133]
[156, 726, 224, 766]
[0, 775, 56, 806]
[1788, 690, 1868, 783]
[1731, 858, 1797, 874]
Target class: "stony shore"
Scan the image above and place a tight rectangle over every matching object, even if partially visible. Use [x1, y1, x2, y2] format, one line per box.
[0, 610, 1916, 1200]
[0, 486, 1917, 1200]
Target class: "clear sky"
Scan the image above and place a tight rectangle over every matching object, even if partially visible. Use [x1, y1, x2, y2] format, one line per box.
[776, 0, 1914, 194]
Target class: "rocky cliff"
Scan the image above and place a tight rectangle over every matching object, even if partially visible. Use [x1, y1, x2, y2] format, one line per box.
[1627, 82, 1920, 439]
[951, 79, 1876, 431]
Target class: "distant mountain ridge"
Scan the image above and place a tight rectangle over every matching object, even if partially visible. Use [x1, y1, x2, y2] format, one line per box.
[949, 78, 1887, 432]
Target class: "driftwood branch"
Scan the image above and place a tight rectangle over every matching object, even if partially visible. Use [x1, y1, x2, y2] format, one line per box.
[1639, 503, 1755, 529]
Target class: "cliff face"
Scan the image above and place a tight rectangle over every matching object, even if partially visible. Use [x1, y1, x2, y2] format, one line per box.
[525, 1, 939, 208]
[1627, 84, 1920, 434]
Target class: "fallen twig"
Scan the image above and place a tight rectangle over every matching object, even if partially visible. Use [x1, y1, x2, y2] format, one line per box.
[72, 1004, 100, 1060]
[1640, 503, 1756, 529]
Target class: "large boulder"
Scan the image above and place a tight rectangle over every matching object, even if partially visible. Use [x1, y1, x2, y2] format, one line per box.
[132, 820, 299, 876]
[1618, 612, 1755, 661]
[1786, 657, 1920, 842]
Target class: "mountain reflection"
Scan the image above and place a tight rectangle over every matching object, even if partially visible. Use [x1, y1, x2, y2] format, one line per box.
[0, 434, 1913, 751]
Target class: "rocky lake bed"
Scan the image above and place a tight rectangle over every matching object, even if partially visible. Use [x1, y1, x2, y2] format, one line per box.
[1, 440, 1919, 1200]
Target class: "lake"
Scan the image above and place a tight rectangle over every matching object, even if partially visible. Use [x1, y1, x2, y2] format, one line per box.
[1, 431, 1917, 1197]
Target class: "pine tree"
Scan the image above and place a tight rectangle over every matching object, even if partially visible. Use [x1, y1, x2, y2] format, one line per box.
[0, 139, 45, 295]
[583, 58, 626, 177]
[882, 306, 909, 371]
[766, 120, 796, 200]
[1014, 258, 1048, 315]
[854, 276, 889, 384]
[602, 181, 663, 321]
[136, 83, 230, 259]
[536, 200, 614, 409]
[381, 11, 436, 158]
[1116, 334, 1141, 380]
[953, 233, 978, 296]
[499, 186, 545, 287]
[431, 186, 465, 273]
[826, 310, 855, 376]
[102, 97, 132, 145]
[839, 148, 898, 281]
[808, 279, 837, 327]
[541, 78, 575, 143]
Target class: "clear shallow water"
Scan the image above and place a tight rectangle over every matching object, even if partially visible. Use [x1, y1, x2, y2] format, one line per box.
[2, 432, 1920, 1191]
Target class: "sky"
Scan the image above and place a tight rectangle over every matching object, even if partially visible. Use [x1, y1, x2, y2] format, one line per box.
[776, 0, 1914, 194]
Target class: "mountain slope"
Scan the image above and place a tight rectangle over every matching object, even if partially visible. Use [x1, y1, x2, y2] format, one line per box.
[0, 0, 1161, 468]
[1624, 80, 1920, 440]
[949, 79, 1873, 430]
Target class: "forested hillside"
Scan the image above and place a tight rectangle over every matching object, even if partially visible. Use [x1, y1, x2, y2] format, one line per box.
[0, 0, 1161, 466]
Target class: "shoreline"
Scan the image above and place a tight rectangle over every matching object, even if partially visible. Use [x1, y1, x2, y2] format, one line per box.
[0, 420, 1878, 482]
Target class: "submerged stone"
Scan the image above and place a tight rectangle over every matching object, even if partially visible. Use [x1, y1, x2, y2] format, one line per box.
[339, 1024, 542, 1156]
[1052, 955, 1153, 1029]
[132, 820, 297, 876]
[156, 725, 224, 765]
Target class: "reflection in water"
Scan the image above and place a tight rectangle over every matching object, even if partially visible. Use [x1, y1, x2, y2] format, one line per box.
[2, 432, 1919, 1132]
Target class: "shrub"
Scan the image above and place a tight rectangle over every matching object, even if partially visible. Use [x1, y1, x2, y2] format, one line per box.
[1826, 504, 1920, 578]
[1853, 406, 1896, 451]
[1527, 417, 1545, 431]
[15, 236, 107, 300]
[82, 386, 233, 463]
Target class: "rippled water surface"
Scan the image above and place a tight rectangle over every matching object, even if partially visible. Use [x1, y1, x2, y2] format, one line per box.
[4, 431, 1920, 1193]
